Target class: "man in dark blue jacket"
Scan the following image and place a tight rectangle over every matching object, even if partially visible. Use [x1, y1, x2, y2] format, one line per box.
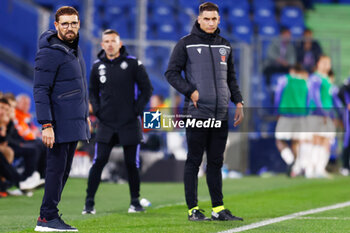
[33, 6, 90, 232]
[165, 2, 244, 221]
[82, 29, 153, 215]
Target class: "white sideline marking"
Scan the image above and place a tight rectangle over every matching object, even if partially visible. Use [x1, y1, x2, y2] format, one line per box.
[219, 201, 350, 233]
[296, 217, 350, 220]
[153, 198, 210, 209]
[153, 202, 185, 209]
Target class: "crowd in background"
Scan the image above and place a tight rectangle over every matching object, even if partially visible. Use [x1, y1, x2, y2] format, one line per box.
[269, 31, 350, 178]
[0, 92, 45, 197]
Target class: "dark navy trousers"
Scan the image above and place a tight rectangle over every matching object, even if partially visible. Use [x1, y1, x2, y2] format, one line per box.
[40, 141, 77, 220]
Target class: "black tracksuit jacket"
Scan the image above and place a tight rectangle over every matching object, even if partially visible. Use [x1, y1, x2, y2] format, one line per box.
[89, 46, 153, 145]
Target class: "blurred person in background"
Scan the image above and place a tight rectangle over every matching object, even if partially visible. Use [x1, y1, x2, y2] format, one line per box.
[33, 6, 90, 232]
[0, 98, 39, 194]
[83, 29, 153, 215]
[0, 97, 15, 164]
[3, 93, 46, 185]
[165, 2, 244, 221]
[274, 65, 309, 177]
[307, 55, 337, 178]
[14, 94, 40, 140]
[296, 28, 323, 74]
[264, 27, 296, 87]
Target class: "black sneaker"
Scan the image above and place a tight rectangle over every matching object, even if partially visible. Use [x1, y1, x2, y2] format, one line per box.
[82, 204, 96, 215]
[211, 209, 243, 221]
[188, 209, 211, 221]
[34, 216, 78, 232]
[128, 204, 145, 213]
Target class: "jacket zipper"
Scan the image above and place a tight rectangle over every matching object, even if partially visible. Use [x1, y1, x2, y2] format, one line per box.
[57, 89, 81, 99]
[77, 56, 90, 143]
[209, 45, 218, 119]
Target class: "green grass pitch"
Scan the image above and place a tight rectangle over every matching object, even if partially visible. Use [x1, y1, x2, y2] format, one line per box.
[1, 176, 350, 232]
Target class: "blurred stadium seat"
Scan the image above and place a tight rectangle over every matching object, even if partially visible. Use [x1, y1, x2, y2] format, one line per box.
[232, 22, 253, 43]
[0, 0, 38, 65]
[280, 6, 304, 27]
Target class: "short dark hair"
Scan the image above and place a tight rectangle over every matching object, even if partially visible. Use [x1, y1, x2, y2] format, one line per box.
[199, 2, 219, 14]
[293, 64, 307, 73]
[3, 93, 15, 102]
[0, 98, 10, 106]
[280, 26, 290, 34]
[102, 29, 120, 37]
[304, 28, 312, 34]
[55, 6, 79, 22]
[328, 69, 334, 77]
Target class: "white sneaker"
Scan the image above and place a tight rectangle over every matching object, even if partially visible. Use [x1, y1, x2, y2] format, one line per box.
[140, 198, 151, 207]
[19, 172, 42, 190]
[7, 189, 23, 196]
[340, 168, 349, 176]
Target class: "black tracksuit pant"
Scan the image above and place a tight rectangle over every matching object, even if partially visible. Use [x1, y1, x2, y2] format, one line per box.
[85, 134, 140, 206]
[185, 120, 228, 209]
[40, 142, 77, 220]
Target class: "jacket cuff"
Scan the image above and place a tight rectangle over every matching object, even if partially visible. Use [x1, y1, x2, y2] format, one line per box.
[185, 86, 197, 99]
[38, 120, 52, 124]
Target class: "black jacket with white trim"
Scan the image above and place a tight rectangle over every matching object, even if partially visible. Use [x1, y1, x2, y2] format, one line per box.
[165, 22, 243, 120]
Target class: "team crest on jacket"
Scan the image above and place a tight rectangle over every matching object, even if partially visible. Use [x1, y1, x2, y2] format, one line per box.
[99, 69, 106, 76]
[100, 75, 106, 83]
[120, 61, 128, 70]
[219, 48, 227, 56]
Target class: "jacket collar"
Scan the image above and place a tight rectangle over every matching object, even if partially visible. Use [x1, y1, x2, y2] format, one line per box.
[97, 46, 128, 63]
[38, 29, 79, 55]
[190, 21, 220, 41]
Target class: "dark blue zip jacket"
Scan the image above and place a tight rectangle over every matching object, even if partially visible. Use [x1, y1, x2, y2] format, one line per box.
[33, 30, 90, 143]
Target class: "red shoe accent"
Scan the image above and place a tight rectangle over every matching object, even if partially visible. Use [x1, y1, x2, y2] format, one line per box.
[0, 192, 8, 197]
[37, 217, 48, 223]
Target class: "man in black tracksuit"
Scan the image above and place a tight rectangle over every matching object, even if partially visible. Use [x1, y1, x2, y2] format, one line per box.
[165, 2, 244, 221]
[83, 29, 153, 214]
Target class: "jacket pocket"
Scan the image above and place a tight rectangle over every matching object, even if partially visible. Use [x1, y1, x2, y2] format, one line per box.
[58, 89, 81, 99]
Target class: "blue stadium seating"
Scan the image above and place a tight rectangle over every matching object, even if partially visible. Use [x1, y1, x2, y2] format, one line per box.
[157, 21, 179, 40]
[0, 0, 38, 65]
[258, 23, 280, 37]
[109, 18, 136, 39]
[226, 1, 250, 24]
[252, 0, 275, 9]
[232, 22, 253, 43]
[289, 24, 305, 38]
[0, 65, 35, 112]
[176, 12, 194, 35]
[280, 6, 304, 27]
[145, 46, 170, 72]
[254, 5, 276, 26]
[338, 0, 350, 3]
[150, 2, 175, 21]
